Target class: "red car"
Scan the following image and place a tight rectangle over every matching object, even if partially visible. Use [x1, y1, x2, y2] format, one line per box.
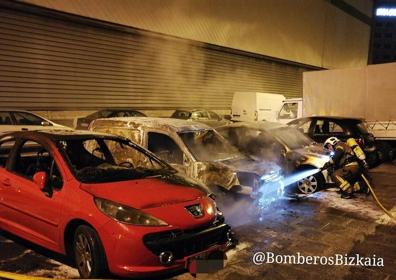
[0, 131, 232, 278]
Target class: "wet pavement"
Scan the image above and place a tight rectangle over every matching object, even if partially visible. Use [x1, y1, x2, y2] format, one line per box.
[1, 164, 395, 280]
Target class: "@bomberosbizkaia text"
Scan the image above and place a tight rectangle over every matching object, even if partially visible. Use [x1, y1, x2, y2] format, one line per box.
[253, 252, 384, 267]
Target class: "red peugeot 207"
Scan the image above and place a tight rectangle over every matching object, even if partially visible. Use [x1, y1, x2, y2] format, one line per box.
[0, 130, 233, 278]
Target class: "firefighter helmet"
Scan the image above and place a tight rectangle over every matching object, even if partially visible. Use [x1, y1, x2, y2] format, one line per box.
[324, 137, 340, 148]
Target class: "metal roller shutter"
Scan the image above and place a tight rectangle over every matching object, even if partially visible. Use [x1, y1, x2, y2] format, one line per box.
[0, 2, 316, 111]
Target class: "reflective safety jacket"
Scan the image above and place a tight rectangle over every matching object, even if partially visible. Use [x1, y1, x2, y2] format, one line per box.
[332, 141, 358, 168]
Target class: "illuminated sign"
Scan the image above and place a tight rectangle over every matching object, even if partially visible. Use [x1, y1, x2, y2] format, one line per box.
[376, 8, 396, 16]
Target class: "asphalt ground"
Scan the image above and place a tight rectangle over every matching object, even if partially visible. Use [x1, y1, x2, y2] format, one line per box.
[1, 164, 396, 280]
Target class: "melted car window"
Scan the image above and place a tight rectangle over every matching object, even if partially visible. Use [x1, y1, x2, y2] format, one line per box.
[147, 132, 183, 164]
[179, 130, 242, 162]
[59, 138, 166, 183]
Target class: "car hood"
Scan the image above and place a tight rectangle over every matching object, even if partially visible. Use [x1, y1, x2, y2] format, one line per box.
[80, 178, 203, 210]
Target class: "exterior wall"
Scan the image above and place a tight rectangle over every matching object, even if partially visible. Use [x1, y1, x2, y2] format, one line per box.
[22, 0, 372, 68]
[0, 1, 312, 115]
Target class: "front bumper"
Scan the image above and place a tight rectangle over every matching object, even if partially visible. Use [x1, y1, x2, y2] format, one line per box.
[99, 221, 231, 277]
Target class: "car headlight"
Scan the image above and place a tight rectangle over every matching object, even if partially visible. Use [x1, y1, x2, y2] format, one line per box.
[94, 198, 168, 226]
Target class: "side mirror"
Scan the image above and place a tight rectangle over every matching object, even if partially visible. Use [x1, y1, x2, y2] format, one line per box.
[41, 121, 51, 126]
[33, 171, 48, 191]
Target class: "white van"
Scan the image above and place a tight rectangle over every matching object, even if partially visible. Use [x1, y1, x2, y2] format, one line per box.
[231, 92, 302, 123]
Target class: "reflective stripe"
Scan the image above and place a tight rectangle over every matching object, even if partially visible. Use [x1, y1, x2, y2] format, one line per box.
[353, 182, 361, 192]
[345, 162, 359, 167]
[336, 175, 351, 191]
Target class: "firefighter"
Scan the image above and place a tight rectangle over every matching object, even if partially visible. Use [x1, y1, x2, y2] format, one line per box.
[323, 137, 369, 199]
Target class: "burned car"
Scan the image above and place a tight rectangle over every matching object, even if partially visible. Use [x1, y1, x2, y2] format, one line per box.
[90, 117, 283, 201]
[217, 122, 332, 194]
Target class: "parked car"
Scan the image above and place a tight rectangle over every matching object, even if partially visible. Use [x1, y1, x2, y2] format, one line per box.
[288, 116, 378, 166]
[0, 110, 68, 132]
[90, 117, 283, 201]
[217, 122, 331, 194]
[0, 130, 232, 278]
[74, 109, 146, 129]
[170, 109, 229, 128]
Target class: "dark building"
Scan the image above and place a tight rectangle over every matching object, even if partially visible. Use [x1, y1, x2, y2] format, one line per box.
[370, 0, 396, 64]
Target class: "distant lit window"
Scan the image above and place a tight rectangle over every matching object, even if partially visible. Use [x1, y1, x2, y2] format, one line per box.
[376, 8, 396, 17]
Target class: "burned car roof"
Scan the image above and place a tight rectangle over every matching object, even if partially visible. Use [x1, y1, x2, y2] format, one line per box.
[92, 117, 213, 132]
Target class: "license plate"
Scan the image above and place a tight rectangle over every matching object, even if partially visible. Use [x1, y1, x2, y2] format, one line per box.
[187, 251, 225, 275]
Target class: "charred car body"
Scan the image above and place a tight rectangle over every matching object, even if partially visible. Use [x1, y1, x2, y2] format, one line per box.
[90, 117, 283, 201]
[217, 122, 332, 194]
[0, 130, 233, 278]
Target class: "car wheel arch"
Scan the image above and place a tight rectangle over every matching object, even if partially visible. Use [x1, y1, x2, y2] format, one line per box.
[295, 165, 326, 194]
[63, 219, 96, 257]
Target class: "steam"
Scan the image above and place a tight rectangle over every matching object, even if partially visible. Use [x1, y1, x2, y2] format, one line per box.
[222, 168, 321, 227]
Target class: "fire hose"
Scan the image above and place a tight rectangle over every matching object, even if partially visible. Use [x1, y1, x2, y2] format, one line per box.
[361, 173, 395, 222]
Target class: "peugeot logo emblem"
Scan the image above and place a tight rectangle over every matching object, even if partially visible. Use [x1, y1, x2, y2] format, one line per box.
[185, 204, 204, 218]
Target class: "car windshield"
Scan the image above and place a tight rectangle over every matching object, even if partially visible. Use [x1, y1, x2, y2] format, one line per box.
[57, 137, 172, 183]
[178, 130, 243, 161]
[272, 127, 312, 149]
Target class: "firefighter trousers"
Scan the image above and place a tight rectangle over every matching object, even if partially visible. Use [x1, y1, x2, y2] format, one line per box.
[331, 162, 362, 194]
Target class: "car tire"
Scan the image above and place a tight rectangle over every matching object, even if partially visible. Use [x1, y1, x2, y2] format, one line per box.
[296, 169, 325, 195]
[73, 225, 108, 279]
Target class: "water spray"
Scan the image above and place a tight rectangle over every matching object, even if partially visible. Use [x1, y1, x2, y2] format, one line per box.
[281, 168, 320, 187]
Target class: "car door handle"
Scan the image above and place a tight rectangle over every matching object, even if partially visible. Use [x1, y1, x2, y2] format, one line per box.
[2, 178, 11, 186]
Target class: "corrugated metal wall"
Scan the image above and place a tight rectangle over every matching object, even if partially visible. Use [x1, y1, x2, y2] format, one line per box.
[0, 2, 314, 111]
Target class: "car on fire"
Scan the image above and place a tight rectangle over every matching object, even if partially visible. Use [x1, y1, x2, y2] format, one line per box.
[217, 121, 331, 194]
[0, 130, 232, 278]
[89, 117, 283, 202]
